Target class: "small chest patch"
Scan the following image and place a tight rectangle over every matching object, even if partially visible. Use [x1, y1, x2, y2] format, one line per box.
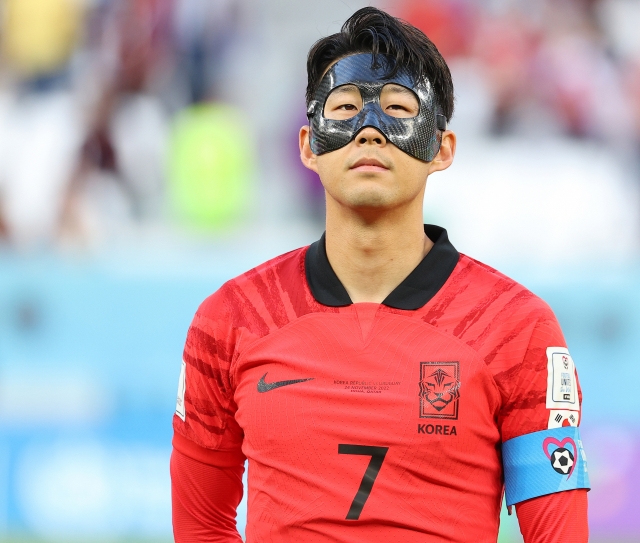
[176, 359, 186, 421]
[545, 347, 578, 410]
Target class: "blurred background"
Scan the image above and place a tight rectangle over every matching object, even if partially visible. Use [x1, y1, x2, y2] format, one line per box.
[0, 0, 638, 541]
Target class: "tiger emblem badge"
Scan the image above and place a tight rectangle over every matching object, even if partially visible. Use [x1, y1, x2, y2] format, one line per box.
[419, 362, 460, 419]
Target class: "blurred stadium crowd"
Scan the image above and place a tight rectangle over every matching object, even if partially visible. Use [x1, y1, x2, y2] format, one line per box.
[0, 0, 638, 250]
[1, 0, 640, 541]
[0, 0, 253, 250]
[403, 0, 640, 145]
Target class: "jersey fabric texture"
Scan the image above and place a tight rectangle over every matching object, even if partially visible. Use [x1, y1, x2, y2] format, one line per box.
[170, 450, 587, 543]
[172, 225, 586, 542]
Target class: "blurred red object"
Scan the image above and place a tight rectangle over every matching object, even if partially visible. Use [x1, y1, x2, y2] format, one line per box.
[394, 0, 476, 59]
[623, 58, 640, 142]
[115, 0, 174, 93]
[472, 10, 541, 132]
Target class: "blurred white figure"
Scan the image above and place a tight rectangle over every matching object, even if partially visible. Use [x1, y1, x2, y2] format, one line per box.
[0, 0, 86, 249]
[58, 92, 169, 248]
[58, 0, 172, 248]
[111, 94, 169, 220]
[424, 136, 640, 266]
[0, 89, 82, 248]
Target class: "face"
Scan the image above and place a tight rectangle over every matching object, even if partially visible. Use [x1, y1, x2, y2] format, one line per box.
[305, 101, 432, 210]
[300, 56, 455, 212]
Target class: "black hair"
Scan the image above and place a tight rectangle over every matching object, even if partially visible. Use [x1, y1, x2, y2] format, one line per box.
[306, 7, 454, 122]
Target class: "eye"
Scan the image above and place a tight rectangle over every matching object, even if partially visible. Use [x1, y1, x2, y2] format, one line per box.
[427, 382, 435, 387]
[379, 84, 419, 118]
[444, 382, 453, 388]
[324, 85, 363, 120]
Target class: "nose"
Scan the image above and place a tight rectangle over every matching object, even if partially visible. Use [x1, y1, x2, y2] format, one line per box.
[355, 125, 387, 147]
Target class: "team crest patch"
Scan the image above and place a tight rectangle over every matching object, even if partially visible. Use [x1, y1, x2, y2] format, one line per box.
[419, 362, 460, 420]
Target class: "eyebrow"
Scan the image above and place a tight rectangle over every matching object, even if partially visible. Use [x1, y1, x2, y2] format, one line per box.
[382, 84, 415, 96]
[329, 85, 360, 96]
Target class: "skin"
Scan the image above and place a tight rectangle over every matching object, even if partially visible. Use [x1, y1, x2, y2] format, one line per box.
[299, 73, 457, 304]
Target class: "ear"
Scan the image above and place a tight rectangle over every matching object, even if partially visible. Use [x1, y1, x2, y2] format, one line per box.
[427, 130, 456, 174]
[299, 125, 319, 173]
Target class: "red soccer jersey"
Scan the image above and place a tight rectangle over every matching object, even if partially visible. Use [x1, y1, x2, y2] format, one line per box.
[172, 225, 584, 542]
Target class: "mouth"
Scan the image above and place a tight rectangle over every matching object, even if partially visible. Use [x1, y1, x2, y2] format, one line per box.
[349, 157, 390, 172]
[429, 399, 449, 411]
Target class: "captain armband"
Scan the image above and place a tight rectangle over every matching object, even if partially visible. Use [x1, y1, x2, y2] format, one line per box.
[502, 426, 590, 506]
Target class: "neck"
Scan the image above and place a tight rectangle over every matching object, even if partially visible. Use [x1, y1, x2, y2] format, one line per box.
[324, 194, 432, 304]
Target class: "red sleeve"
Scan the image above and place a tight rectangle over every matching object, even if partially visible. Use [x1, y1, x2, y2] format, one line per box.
[171, 447, 245, 543]
[516, 489, 588, 543]
[173, 291, 244, 453]
[497, 305, 582, 442]
[171, 290, 249, 541]
[492, 302, 588, 538]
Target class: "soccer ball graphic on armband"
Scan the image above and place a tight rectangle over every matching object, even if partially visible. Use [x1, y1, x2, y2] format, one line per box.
[550, 447, 575, 475]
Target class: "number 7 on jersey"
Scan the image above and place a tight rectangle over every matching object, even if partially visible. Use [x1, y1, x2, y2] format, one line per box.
[338, 444, 389, 520]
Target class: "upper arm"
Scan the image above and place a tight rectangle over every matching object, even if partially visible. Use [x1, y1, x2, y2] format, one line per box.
[498, 307, 590, 508]
[499, 309, 581, 441]
[171, 293, 247, 541]
[173, 292, 245, 457]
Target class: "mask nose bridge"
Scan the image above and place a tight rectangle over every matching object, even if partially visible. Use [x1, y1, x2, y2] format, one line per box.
[354, 101, 387, 140]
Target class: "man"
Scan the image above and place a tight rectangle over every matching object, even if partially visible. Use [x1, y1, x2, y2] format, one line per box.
[171, 7, 589, 542]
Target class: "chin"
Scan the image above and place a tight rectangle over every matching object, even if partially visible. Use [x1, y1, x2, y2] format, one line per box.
[344, 190, 395, 209]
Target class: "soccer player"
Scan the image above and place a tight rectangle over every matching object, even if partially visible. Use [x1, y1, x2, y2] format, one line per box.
[171, 7, 589, 542]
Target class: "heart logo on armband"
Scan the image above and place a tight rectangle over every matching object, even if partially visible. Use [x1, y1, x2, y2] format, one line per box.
[542, 437, 577, 479]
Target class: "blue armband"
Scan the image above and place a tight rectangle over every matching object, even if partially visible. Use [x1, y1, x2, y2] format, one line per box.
[503, 426, 590, 506]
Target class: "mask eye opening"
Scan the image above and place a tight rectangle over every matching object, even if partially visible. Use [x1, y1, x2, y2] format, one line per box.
[322, 84, 364, 120]
[379, 83, 420, 119]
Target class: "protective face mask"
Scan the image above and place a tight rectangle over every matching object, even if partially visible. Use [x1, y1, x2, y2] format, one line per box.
[307, 53, 446, 162]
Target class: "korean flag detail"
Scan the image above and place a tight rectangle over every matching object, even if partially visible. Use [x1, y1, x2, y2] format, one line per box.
[546, 347, 579, 410]
[548, 409, 579, 429]
[503, 426, 590, 506]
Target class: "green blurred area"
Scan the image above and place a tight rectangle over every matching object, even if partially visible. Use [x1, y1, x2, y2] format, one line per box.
[498, 501, 523, 543]
[168, 103, 255, 230]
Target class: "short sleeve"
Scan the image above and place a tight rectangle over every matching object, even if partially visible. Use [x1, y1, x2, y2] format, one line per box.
[499, 306, 590, 506]
[172, 291, 245, 463]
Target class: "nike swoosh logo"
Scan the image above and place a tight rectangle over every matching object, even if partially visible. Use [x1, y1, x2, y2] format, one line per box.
[257, 373, 314, 393]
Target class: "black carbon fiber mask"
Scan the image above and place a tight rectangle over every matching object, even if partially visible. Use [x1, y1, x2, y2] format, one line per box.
[307, 53, 447, 162]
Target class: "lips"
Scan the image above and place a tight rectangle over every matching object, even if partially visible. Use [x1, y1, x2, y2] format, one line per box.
[350, 157, 389, 171]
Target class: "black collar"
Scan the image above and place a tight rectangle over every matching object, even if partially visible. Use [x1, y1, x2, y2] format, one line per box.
[304, 225, 460, 310]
